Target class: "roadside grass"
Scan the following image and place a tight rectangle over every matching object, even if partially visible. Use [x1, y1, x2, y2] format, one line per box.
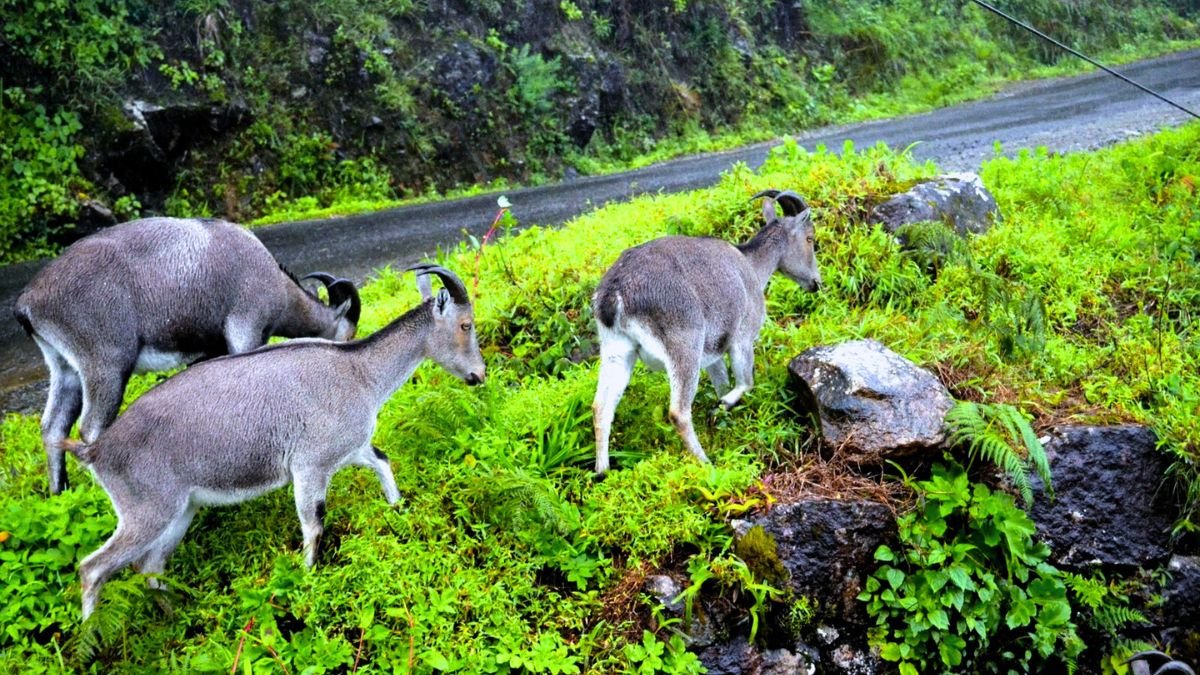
[0, 122, 1197, 671]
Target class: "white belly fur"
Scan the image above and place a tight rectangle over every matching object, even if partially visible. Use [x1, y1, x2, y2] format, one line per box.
[134, 347, 201, 373]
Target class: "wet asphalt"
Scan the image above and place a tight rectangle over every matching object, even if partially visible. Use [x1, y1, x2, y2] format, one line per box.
[3, 48, 1199, 413]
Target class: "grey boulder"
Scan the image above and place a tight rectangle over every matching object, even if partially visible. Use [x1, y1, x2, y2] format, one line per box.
[788, 339, 953, 462]
[870, 172, 1000, 236]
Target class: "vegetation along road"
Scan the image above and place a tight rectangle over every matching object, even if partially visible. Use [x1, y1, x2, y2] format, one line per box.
[2, 48, 1198, 410]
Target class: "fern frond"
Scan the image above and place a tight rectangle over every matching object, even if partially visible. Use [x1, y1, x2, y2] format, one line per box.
[463, 467, 570, 536]
[69, 575, 148, 663]
[1093, 605, 1149, 633]
[944, 401, 1053, 506]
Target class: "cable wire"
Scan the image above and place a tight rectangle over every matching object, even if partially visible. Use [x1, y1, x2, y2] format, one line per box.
[969, 0, 1200, 121]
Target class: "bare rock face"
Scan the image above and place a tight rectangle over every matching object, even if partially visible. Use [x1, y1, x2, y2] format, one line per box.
[1028, 425, 1178, 569]
[1161, 555, 1200, 665]
[696, 639, 817, 675]
[1163, 555, 1200, 628]
[107, 99, 250, 196]
[737, 499, 896, 625]
[869, 172, 1000, 236]
[788, 339, 953, 462]
[691, 499, 895, 674]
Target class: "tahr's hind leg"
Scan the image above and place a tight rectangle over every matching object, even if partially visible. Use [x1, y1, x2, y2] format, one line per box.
[78, 361, 133, 445]
[292, 469, 334, 568]
[718, 340, 756, 410]
[351, 445, 401, 504]
[705, 359, 731, 398]
[664, 337, 708, 464]
[133, 503, 198, 615]
[80, 503, 178, 620]
[33, 336, 83, 495]
[593, 335, 637, 475]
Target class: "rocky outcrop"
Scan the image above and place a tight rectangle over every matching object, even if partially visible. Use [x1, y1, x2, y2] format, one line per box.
[106, 99, 250, 196]
[736, 500, 895, 624]
[1161, 555, 1200, 665]
[1029, 425, 1177, 569]
[788, 339, 953, 462]
[674, 499, 893, 674]
[870, 173, 1000, 237]
[565, 54, 626, 148]
[434, 42, 501, 121]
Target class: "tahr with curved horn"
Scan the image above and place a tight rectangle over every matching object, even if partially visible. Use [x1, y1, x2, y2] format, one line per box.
[67, 263, 483, 620]
[13, 217, 362, 495]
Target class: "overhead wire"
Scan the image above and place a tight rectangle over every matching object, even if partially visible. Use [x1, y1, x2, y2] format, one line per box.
[968, 0, 1200, 121]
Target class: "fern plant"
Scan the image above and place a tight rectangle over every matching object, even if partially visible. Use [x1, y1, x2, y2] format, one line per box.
[1063, 572, 1153, 673]
[944, 401, 1052, 506]
[69, 575, 153, 663]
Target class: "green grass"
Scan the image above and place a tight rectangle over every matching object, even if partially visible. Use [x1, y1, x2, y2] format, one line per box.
[1, 122, 1198, 671]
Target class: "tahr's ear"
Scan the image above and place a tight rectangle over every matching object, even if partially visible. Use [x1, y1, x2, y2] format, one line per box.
[762, 198, 778, 223]
[417, 274, 433, 300]
[333, 298, 353, 321]
[434, 288, 452, 316]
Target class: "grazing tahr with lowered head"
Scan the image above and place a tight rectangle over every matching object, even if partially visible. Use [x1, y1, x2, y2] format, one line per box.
[70, 264, 483, 620]
[591, 190, 820, 474]
[13, 217, 361, 495]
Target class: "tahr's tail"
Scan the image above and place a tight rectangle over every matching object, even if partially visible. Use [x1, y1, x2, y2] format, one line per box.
[13, 304, 34, 337]
[63, 439, 99, 465]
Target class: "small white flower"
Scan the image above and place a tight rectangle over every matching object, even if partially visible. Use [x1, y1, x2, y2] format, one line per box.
[497, 195, 511, 209]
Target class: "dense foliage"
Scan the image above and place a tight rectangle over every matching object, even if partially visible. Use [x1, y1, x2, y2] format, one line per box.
[1, 121, 1198, 671]
[1, 0, 1197, 261]
[861, 459, 1082, 674]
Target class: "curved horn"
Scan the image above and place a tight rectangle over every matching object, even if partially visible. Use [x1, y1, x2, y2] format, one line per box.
[329, 279, 361, 323]
[406, 263, 469, 305]
[302, 272, 362, 323]
[301, 271, 337, 288]
[774, 190, 809, 216]
[1154, 664, 1198, 675]
[751, 189, 809, 216]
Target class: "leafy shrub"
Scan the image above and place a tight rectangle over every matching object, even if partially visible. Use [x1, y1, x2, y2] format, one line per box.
[860, 459, 1083, 674]
[0, 92, 87, 262]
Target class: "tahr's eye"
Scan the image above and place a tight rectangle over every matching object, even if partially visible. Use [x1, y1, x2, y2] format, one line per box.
[460, 322, 471, 332]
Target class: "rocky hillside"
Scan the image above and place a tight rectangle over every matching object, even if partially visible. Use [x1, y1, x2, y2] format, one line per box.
[1, 0, 1196, 260]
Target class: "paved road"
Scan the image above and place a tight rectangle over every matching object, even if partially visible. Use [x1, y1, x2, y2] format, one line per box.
[3, 48, 1199, 412]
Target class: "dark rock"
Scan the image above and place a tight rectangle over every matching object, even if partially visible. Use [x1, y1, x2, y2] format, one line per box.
[303, 30, 330, 66]
[698, 636, 758, 674]
[135, 100, 250, 157]
[870, 173, 1000, 237]
[829, 643, 880, 675]
[788, 339, 952, 462]
[739, 498, 896, 624]
[107, 99, 250, 195]
[565, 54, 626, 148]
[1161, 555, 1200, 629]
[761, 647, 814, 675]
[697, 640, 820, 675]
[73, 199, 118, 240]
[1029, 425, 1177, 569]
[434, 42, 500, 115]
